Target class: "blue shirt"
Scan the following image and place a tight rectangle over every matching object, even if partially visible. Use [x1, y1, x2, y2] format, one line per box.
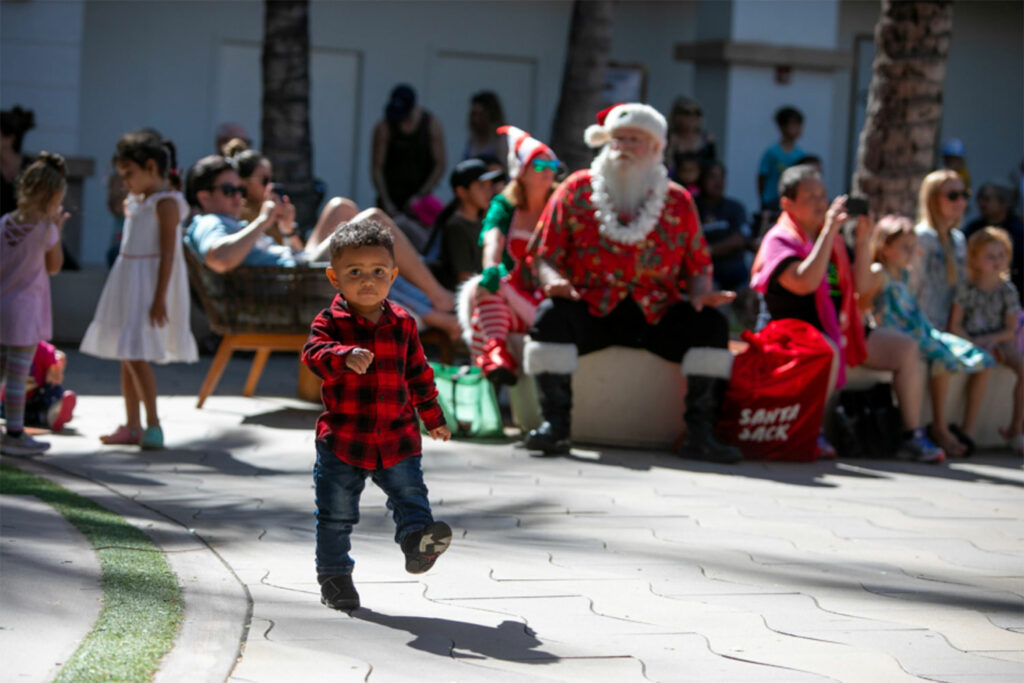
[758, 143, 805, 206]
[184, 213, 296, 267]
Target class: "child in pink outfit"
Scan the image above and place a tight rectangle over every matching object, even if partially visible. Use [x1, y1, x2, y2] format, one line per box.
[0, 152, 69, 456]
[0, 342, 76, 432]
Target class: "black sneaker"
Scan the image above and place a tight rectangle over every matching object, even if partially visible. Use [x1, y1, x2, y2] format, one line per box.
[401, 521, 452, 574]
[318, 574, 360, 611]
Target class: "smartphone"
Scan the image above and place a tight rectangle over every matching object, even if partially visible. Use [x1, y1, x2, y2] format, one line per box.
[845, 196, 869, 216]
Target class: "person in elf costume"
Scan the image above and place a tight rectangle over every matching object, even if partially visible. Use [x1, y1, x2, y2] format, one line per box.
[457, 125, 559, 385]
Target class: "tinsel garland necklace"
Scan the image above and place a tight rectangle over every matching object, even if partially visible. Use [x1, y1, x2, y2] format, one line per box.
[589, 166, 670, 245]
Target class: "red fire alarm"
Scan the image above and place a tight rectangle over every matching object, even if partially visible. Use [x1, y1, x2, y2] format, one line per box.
[775, 65, 792, 84]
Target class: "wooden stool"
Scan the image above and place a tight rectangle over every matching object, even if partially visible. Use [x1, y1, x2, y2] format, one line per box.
[196, 333, 309, 408]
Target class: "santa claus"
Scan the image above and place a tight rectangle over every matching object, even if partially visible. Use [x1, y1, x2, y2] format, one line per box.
[523, 102, 741, 463]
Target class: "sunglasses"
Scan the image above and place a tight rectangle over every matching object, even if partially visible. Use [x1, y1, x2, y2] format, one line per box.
[680, 108, 702, 116]
[259, 176, 271, 186]
[945, 190, 970, 201]
[531, 159, 561, 173]
[216, 183, 246, 198]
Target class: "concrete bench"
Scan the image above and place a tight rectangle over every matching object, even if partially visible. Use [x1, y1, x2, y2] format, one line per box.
[841, 363, 1017, 449]
[507, 338, 686, 449]
[509, 336, 1018, 451]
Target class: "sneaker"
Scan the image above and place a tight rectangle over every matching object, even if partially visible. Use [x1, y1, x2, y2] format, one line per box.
[1, 431, 51, 456]
[140, 426, 164, 450]
[816, 433, 838, 459]
[318, 574, 360, 611]
[46, 390, 76, 432]
[901, 430, 946, 464]
[401, 521, 452, 574]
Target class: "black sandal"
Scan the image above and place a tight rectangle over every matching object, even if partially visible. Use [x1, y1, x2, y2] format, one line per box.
[948, 424, 976, 458]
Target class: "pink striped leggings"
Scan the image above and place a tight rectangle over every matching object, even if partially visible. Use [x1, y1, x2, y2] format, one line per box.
[1, 344, 35, 432]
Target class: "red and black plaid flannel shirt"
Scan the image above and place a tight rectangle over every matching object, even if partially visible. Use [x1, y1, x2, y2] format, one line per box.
[302, 295, 446, 469]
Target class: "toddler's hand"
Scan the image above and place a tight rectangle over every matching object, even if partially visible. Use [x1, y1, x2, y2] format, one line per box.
[344, 347, 374, 374]
[428, 425, 451, 442]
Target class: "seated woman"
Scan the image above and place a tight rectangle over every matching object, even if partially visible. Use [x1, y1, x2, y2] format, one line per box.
[750, 164, 945, 463]
[457, 126, 560, 384]
[183, 155, 459, 338]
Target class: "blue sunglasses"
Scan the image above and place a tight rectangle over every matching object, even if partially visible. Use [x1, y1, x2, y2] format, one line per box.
[531, 159, 561, 173]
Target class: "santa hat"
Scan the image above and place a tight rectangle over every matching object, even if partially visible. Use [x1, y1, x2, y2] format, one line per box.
[584, 103, 667, 149]
[498, 125, 556, 178]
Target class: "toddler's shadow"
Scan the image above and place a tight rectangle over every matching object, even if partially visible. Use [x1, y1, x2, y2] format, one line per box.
[354, 608, 558, 663]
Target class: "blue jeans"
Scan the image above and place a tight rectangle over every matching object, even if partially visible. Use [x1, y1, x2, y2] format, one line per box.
[313, 440, 434, 576]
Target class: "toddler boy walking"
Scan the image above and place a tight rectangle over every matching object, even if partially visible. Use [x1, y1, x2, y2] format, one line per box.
[302, 219, 452, 611]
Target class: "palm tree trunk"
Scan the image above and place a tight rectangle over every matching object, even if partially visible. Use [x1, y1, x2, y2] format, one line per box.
[549, 0, 612, 172]
[852, 0, 953, 217]
[262, 0, 317, 229]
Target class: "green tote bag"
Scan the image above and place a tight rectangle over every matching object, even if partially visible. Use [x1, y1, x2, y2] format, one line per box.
[423, 363, 504, 438]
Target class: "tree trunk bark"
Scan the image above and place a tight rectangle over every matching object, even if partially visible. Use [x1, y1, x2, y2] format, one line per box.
[262, 0, 317, 229]
[852, 0, 953, 217]
[549, 0, 613, 172]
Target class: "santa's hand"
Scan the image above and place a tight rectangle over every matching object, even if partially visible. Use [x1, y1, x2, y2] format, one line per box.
[344, 347, 374, 374]
[690, 290, 736, 311]
[544, 278, 581, 300]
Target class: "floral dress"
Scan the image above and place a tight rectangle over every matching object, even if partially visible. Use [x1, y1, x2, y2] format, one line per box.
[875, 269, 992, 374]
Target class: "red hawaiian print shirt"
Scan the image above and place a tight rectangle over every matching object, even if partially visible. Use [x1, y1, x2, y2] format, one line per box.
[532, 170, 712, 324]
[302, 295, 446, 469]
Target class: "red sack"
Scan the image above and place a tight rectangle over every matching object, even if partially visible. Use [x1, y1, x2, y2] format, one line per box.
[716, 319, 834, 461]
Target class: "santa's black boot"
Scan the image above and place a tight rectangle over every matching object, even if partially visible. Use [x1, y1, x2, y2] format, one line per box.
[681, 375, 742, 464]
[523, 373, 572, 455]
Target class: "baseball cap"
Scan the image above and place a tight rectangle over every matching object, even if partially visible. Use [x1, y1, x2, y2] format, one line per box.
[941, 138, 965, 157]
[385, 84, 416, 123]
[449, 159, 503, 190]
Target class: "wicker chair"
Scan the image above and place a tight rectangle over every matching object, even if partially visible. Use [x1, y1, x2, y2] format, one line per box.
[185, 246, 453, 407]
[184, 246, 335, 407]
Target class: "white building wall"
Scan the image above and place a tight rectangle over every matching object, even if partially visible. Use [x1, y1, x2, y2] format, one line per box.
[723, 67, 837, 212]
[719, 0, 842, 213]
[609, 1, 698, 117]
[0, 0, 85, 154]
[731, 0, 839, 50]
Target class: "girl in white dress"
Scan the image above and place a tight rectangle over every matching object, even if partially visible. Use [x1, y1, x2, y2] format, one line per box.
[81, 132, 197, 448]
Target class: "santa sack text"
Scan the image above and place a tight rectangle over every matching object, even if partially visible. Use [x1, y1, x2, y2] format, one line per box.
[716, 319, 834, 461]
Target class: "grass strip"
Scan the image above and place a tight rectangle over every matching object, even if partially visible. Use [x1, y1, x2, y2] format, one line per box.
[0, 463, 182, 683]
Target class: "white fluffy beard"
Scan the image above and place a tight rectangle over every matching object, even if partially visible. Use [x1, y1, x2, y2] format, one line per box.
[590, 146, 665, 217]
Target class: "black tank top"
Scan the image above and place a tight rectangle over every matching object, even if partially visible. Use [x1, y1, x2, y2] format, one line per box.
[383, 112, 434, 210]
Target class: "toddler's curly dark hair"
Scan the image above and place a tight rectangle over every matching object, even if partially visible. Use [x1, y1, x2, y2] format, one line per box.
[329, 219, 395, 262]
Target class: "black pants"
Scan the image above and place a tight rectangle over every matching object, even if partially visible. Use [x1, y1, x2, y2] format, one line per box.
[529, 297, 729, 363]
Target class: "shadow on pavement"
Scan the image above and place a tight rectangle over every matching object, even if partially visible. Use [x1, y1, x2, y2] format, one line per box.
[242, 408, 322, 431]
[539, 443, 1024, 489]
[354, 609, 559, 663]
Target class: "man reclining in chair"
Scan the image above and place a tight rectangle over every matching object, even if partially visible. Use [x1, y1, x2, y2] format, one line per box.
[183, 154, 460, 339]
[522, 103, 739, 463]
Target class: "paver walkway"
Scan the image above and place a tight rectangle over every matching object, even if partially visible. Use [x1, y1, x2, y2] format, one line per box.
[2, 350, 1022, 682]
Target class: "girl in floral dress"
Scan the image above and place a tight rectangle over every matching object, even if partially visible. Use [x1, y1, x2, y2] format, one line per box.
[865, 215, 992, 456]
